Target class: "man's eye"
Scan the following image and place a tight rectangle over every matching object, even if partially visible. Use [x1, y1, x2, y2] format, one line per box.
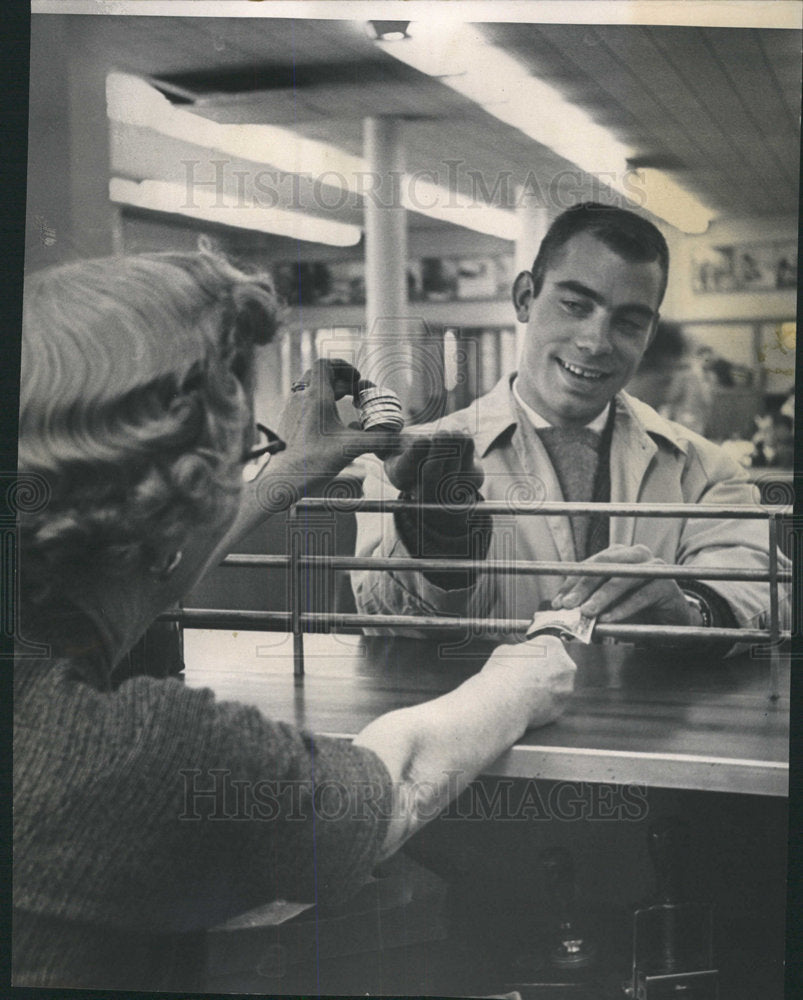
[616, 317, 647, 335]
[561, 299, 590, 317]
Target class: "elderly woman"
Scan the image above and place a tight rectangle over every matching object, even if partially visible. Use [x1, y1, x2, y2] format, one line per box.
[14, 251, 576, 990]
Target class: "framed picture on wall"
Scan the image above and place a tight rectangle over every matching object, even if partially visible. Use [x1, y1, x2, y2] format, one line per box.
[691, 239, 798, 294]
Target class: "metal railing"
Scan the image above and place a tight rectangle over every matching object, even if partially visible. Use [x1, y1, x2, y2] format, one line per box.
[163, 498, 793, 698]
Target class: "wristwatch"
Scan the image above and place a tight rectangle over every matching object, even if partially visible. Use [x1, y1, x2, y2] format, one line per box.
[683, 590, 712, 628]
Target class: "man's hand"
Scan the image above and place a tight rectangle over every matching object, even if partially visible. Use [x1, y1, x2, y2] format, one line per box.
[551, 544, 699, 626]
[381, 432, 489, 588]
[383, 431, 484, 507]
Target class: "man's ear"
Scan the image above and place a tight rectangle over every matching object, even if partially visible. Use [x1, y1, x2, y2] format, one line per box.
[513, 271, 535, 323]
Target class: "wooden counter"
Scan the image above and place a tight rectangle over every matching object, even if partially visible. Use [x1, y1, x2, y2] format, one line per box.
[183, 631, 789, 797]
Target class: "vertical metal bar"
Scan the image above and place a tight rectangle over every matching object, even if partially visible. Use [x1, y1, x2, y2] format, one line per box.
[289, 505, 304, 678]
[768, 513, 780, 701]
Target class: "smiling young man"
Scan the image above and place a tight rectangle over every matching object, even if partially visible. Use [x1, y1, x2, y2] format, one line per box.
[352, 203, 781, 639]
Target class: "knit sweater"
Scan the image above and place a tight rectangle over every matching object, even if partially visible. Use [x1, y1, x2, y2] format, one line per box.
[13, 656, 393, 991]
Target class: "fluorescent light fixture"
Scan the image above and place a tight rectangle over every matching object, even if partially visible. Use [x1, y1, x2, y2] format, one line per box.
[109, 177, 362, 246]
[627, 168, 713, 237]
[401, 177, 520, 240]
[107, 72, 519, 240]
[375, 21, 714, 234]
[107, 72, 365, 180]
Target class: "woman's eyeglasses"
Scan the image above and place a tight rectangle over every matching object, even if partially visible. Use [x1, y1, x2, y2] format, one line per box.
[242, 422, 286, 481]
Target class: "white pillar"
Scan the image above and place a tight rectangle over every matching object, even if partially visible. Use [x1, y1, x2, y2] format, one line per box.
[362, 117, 431, 418]
[514, 192, 551, 359]
[364, 117, 407, 334]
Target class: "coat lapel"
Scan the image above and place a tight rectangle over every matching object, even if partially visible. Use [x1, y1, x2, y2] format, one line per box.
[609, 396, 658, 547]
[510, 401, 577, 562]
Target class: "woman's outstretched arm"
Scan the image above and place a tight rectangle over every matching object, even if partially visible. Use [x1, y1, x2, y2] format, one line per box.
[354, 636, 577, 859]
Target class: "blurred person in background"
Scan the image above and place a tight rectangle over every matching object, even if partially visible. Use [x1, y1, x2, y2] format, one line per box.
[628, 320, 714, 436]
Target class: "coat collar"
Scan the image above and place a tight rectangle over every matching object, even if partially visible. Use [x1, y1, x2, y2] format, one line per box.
[472, 374, 691, 460]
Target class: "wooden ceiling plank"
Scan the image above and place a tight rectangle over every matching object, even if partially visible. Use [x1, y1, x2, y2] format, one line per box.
[623, 27, 783, 215]
[698, 28, 792, 197]
[541, 26, 708, 164]
[703, 29, 799, 138]
[404, 117, 576, 203]
[647, 27, 790, 213]
[696, 28, 798, 194]
[83, 16, 271, 77]
[191, 17, 375, 71]
[545, 24, 765, 216]
[755, 30, 802, 136]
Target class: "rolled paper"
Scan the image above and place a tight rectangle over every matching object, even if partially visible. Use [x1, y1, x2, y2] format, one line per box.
[356, 380, 405, 432]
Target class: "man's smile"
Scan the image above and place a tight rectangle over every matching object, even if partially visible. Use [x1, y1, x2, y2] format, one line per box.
[556, 357, 611, 382]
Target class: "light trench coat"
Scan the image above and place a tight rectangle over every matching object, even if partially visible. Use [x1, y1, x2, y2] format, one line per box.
[352, 375, 787, 635]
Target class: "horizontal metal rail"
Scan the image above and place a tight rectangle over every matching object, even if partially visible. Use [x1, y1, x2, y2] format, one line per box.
[180, 496, 792, 694]
[221, 552, 790, 583]
[163, 607, 789, 645]
[292, 498, 792, 519]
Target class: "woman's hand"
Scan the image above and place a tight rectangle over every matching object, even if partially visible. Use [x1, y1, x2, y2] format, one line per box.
[354, 633, 577, 860]
[479, 635, 578, 729]
[207, 359, 405, 558]
[267, 358, 402, 499]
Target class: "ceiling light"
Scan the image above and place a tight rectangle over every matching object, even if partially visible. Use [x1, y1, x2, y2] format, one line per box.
[109, 177, 362, 246]
[107, 72, 518, 240]
[107, 72, 365, 180]
[375, 21, 714, 234]
[401, 178, 520, 240]
[627, 169, 713, 236]
[366, 20, 410, 42]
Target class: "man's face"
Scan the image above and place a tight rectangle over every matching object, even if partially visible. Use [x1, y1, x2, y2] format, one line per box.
[514, 231, 664, 427]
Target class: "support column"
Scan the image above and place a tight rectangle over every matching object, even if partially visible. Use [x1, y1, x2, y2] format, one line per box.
[363, 117, 427, 418]
[364, 116, 407, 336]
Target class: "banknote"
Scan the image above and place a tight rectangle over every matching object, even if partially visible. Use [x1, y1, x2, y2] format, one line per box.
[525, 606, 597, 644]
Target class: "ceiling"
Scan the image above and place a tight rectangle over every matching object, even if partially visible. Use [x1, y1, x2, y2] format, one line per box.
[64, 14, 802, 229]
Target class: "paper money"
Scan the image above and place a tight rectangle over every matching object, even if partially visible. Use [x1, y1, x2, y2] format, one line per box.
[526, 606, 597, 643]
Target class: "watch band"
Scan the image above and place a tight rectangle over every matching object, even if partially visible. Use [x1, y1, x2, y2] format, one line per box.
[682, 590, 712, 628]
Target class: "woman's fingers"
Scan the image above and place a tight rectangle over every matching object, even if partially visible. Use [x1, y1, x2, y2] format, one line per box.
[303, 357, 362, 402]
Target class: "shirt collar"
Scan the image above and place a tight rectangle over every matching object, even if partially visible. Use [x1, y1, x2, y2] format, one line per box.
[472, 373, 690, 458]
[471, 374, 521, 457]
[511, 377, 610, 433]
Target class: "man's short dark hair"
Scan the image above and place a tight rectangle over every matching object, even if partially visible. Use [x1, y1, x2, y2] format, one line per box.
[529, 202, 670, 304]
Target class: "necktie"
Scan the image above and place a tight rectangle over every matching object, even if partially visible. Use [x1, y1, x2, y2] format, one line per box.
[537, 426, 604, 559]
